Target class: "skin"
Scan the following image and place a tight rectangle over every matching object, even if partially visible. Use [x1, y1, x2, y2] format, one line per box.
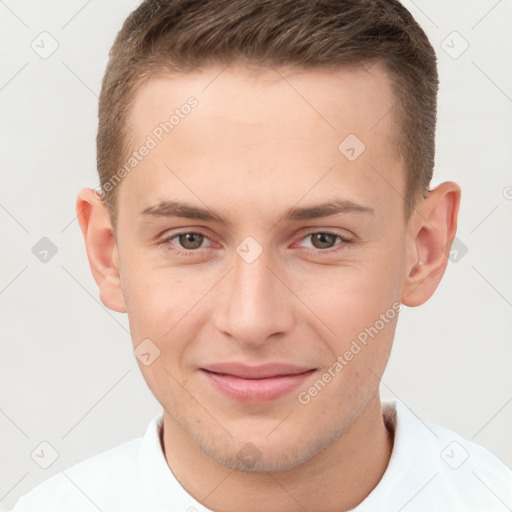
[77, 63, 460, 511]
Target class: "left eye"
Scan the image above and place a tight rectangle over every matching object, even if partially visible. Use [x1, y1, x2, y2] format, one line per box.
[302, 232, 341, 250]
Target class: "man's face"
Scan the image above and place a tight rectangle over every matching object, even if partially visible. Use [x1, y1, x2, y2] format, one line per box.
[115, 63, 409, 470]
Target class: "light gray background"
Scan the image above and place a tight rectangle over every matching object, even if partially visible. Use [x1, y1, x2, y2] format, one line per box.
[1, 1, 511, 509]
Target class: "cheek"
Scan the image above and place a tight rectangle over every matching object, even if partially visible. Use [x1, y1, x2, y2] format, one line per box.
[120, 257, 212, 373]
[296, 309, 398, 416]
[302, 254, 403, 338]
[120, 252, 190, 337]
[294, 239, 404, 386]
[121, 263, 200, 408]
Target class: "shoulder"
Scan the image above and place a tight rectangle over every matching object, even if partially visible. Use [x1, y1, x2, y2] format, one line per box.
[9, 418, 159, 512]
[364, 400, 512, 511]
[426, 413, 512, 506]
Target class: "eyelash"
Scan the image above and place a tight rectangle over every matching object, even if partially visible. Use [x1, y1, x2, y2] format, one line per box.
[159, 230, 352, 256]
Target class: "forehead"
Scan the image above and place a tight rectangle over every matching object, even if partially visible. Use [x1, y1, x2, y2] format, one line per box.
[119, 63, 404, 222]
[127, 62, 397, 142]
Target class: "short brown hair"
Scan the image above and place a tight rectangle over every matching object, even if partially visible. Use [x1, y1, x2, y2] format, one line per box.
[97, 0, 438, 222]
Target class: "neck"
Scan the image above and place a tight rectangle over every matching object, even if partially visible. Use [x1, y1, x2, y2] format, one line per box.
[161, 393, 393, 512]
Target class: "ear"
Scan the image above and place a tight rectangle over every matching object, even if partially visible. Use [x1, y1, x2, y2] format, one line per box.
[401, 181, 461, 307]
[76, 188, 126, 313]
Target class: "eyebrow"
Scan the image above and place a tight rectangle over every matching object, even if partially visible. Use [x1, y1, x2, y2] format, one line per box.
[139, 198, 374, 225]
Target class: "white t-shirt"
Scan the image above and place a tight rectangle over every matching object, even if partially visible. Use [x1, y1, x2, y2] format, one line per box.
[10, 400, 512, 511]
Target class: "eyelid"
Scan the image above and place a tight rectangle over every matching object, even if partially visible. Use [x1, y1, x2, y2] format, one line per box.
[298, 226, 355, 240]
[158, 228, 216, 253]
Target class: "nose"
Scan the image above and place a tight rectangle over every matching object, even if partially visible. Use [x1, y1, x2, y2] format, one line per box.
[212, 245, 295, 349]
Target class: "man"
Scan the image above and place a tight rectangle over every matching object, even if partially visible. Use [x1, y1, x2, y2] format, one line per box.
[11, 0, 512, 510]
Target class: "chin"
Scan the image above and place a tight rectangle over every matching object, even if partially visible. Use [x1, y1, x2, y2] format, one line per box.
[188, 420, 342, 473]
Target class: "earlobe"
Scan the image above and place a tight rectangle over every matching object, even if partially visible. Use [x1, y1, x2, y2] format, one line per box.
[76, 188, 126, 313]
[401, 182, 461, 307]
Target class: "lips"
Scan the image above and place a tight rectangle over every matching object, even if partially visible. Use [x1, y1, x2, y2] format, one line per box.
[200, 363, 316, 403]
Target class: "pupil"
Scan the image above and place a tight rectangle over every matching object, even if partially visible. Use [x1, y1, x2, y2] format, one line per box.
[180, 233, 203, 249]
[312, 233, 335, 249]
